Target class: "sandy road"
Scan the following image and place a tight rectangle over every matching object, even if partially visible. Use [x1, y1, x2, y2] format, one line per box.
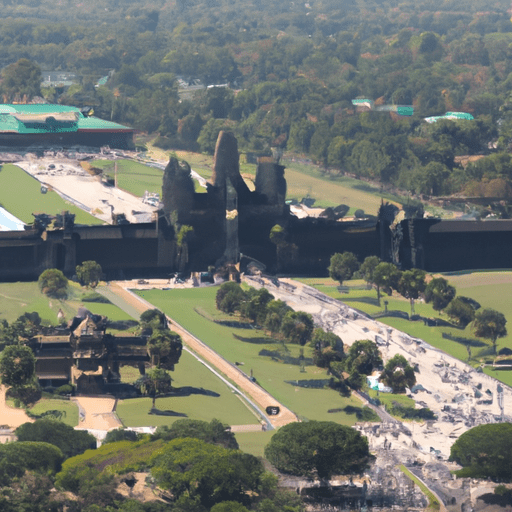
[0, 386, 33, 429]
[106, 282, 298, 429]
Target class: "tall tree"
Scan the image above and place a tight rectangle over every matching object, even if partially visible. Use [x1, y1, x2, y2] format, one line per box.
[38, 269, 68, 299]
[424, 277, 456, 313]
[398, 268, 426, 317]
[473, 308, 507, 355]
[380, 354, 416, 393]
[343, 339, 382, 376]
[328, 252, 360, 285]
[0, 345, 36, 388]
[373, 262, 402, 306]
[75, 260, 103, 288]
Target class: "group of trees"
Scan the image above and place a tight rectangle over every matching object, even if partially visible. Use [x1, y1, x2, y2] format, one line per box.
[216, 282, 315, 346]
[329, 252, 508, 353]
[2, 0, 512, 201]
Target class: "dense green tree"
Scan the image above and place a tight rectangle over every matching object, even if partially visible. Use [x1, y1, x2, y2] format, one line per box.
[343, 339, 382, 376]
[147, 330, 183, 370]
[0, 58, 41, 101]
[398, 268, 427, 317]
[0, 442, 63, 486]
[150, 438, 263, 508]
[103, 428, 141, 444]
[240, 288, 274, 325]
[263, 299, 292, 336]
[38, 268, 68, 299]
[280, 310, 314, 345]
[359, 256, 380, 289]
[75, 260, 103, 288]
[216, 282, 246, 314]
[137, 367, 173, 407]
[380, 354, 416, 393]
[15, 419, 96, 459]
[373, 262, 402, 306]
[445, 297, 476, 327]
[424, 277, 456, 313]
[264, 421, 370, 478]
[311, 328, 344, 368]
[140, 309, 167, 334]
[473, 308, 507, 354]
[154, 419, 239, 449]
[450, 423, 512, 480]
[0, 344, 36, 388]
[328, 251, 360, 285]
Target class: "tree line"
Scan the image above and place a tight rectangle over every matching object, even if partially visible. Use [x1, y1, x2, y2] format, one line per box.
[3, 0, 512, 203]
[329, 251, 508, 354]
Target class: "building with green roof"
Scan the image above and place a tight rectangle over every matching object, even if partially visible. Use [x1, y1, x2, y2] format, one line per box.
[0, 104, 134, 149]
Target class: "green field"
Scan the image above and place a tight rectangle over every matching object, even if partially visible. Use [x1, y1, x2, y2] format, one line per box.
[0, 164, 103, 225]
[0, 281, 137, 332]
[116, 350, 260, 428]
[134, 287, 365, 425]
[29, 399, 79, 427]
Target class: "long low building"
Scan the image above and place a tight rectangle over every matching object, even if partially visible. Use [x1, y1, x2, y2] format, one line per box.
[0, 104, 135, 149]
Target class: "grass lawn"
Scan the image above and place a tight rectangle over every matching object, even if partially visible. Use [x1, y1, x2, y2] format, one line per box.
[0, 282, 138, 333]
[235, 431, 276, 457]
[0, 164, 103, 225]
[134, 287, 366, 426]
[117, 350, 259, 428]
[91, 159, 163, 198]
[29, 399, 79, 427]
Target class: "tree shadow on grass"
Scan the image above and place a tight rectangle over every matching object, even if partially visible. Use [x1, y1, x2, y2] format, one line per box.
[442, 332, 487, 347]
[342, 296, 380, 307]
[172, 386, 220, 398]
[259, 349, 314, 366]
[233, 334, 275, 344]
[149, 408, 188, 417]
[107, 319, 140, 331]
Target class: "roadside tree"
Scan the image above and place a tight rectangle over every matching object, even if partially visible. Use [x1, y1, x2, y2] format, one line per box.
[264, 421, 370, 478]
[380, 354, 416, 393]
[328, 252, 360, 285]
[38, 268, 68, 299]
[263, 299, 292, 337]
[311, 328, 344, 368]
[280, 310, 314, 345]
[216, 282, 246, 314]
[373, 262, 402, 306]
[446, 297, 476, 327]
[473, 308, 507, 354]
[75, 260, 103, 288]
[343, 339, 382, 376]
[398, 268, 426, 317]
[140, 309, 168, 334]
[359, 255, 380, 289]
[424, 277, 456, 313]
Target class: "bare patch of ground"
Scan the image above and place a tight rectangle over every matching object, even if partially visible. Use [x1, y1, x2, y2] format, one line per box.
[0, 386, 33, 429]
[72, 396, 122, 430]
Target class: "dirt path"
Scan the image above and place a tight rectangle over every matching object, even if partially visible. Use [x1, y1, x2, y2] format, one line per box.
[0, 386, 33, 429]
[107, 283, 297, 429]
[72, 396, 122, 430]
